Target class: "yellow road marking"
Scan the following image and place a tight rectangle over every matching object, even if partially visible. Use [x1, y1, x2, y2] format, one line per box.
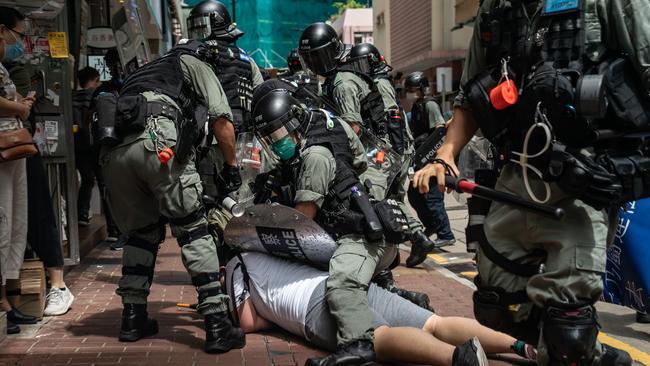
[459, 271, 477, 280]
[427, 253, 449, 265]
[599, 332, 650, 365]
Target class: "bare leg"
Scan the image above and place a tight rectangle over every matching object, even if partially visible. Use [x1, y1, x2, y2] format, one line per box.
[374, 325, 455, 366]
[424, 314, 516, 354]
[47, 267, 66, 289]
[0, 285, 10, 311]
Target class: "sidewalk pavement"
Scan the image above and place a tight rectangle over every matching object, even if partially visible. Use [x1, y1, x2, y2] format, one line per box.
[0, 230, 515, 366]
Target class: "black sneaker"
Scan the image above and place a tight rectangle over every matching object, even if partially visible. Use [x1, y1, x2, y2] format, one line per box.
[305, 340, 377, 366]
[78, 214, 90, 227]
[434, 238, 456, 249]
[452, 337, 489, 366]
[637, 311, 650, 324]
[110, 234, 128, 251]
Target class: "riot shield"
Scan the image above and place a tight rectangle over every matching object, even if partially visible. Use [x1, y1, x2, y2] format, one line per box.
[224, 204, 337, 269]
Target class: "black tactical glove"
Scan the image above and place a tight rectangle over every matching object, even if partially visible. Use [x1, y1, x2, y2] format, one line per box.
[545, 149, 622, 210]
[217, 163, 242, 194]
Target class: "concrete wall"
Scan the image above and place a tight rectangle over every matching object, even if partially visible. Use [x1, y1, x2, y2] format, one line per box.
[372, 0, 391, 63]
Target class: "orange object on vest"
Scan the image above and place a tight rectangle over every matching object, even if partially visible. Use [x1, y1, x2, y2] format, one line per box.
[490, 79, 518, 110]
[376, 150, 385, 164]
[158, 147, 174, 164]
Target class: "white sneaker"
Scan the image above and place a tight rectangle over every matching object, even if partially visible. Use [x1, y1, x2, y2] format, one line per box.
[43, 287, 75, 316]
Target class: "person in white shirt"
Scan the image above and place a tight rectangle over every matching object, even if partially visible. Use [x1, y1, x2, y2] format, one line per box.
[224, 252, 537, 366]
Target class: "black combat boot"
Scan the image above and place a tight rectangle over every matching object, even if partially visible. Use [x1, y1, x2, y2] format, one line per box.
[452, 337, 489, 366]
[204, 311, 246, 353]
[405, 231, 435, 268]
[305, 340, 377, 366]
[118, 303, 158, 342]
[372, 270, 395, 290]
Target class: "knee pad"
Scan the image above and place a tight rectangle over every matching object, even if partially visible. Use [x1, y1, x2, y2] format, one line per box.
[543, 303, 599, 365]
[473, 284, 540, 345]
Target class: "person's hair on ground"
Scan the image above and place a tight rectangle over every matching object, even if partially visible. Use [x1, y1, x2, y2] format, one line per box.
[0, 7, 25, 29]
[78, 67, 100, 88]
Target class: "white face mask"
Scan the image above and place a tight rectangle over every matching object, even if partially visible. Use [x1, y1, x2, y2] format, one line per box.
[406, 92, 418, 102]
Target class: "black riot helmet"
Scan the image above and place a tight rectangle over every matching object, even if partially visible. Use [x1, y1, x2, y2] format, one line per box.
[187, 0, 243, 41]
[298, 22, 344, 76]
[404, 71, 429, 91]
[252, 90, 310, 160]
[287, 48, 302, 74]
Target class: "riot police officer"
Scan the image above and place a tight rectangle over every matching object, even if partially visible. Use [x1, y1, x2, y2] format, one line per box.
[187, 0, 264, 133]
[404, 71, 455, 267]
[280, 48, 321, 109]
[347, 44, 442, 269]
[298, 23, 436, 259]
[251, 90, 402, 365]
[413, 0, 650, 364]
[101, 39, 245, 353]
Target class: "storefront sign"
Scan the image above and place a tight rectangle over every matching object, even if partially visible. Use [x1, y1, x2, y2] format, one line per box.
[88, 55, 112, 81]
[47, 32, 68, 58]
[87, 27, 116, 49]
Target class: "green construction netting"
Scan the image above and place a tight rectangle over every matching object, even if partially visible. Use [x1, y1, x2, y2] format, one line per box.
[184, 0, 339, 69]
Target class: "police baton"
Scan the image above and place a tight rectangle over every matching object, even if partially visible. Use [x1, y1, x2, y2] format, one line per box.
[444, 176, 565, 220]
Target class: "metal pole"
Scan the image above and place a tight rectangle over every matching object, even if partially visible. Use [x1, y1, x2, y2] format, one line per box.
[441, 73, 447, 113]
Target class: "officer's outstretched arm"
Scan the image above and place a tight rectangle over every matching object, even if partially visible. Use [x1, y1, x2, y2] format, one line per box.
[412, 107, 477, 194]
[213, 116, 237, 166]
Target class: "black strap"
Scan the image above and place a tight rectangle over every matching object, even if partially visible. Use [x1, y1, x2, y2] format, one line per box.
[477, 228, 543, 278]
[198, 287, 222, 303]
[122, 264, 154, 277]
[474, 275, 530, 305]
[177, 225, 210, 247]
[146, 101, 182, 121]
[124, 236, 159, 254]
[169, 207, 206, 227]
[192, 272, 221, 287]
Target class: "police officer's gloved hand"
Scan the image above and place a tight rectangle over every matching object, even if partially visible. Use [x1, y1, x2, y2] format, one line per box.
[217, 163, 242, 194]
[546, 149, 622, 210]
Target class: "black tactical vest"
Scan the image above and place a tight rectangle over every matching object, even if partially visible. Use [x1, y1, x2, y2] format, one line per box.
[323, 68, 386, 134]
[120, 41, 203, 117]
[204, 39, 254, 131]
[410, 97, 438, 139]
[300, 112, 362, 237]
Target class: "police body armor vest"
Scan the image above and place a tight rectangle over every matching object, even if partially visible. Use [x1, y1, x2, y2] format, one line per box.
[324, 68, 386, 135]
[205, 39, 254, 132]
[410, 97, 438, 139]
[298, 112, 363, 237]
[120, 42, 201, 117]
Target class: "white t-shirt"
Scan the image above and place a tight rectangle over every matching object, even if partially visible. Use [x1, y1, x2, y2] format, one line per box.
[225, 252, 327, 338]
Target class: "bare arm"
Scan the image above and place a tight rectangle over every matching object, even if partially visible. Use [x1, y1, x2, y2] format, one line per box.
[412, 107, 478, 194]
[212, 116, 237, 166]
[237, 298, 273, 333]
[0, 97, 31, 120]
[295, 202, 318, 219]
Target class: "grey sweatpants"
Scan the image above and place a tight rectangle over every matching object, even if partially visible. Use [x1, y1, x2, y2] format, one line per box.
[0, 158, 28, 284]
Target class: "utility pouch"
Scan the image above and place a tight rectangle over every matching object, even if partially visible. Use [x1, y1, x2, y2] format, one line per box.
[386, 108, 405, 155]
[93, 92, 120, 146]
[464, 69, 511, 147]
[372, 199, 408, 244]
[175, 104, 207, 164]
[599, 57, 650, 130]
[115, 94, 147, 136]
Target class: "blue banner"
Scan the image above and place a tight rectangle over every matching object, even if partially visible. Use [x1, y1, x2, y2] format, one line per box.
[603, 200, 650, 314]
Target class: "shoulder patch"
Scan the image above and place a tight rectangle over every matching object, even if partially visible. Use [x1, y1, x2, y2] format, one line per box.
[239, 49, 251, 62]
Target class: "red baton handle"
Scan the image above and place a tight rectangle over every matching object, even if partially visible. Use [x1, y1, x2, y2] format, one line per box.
[444, 176, 565, 220]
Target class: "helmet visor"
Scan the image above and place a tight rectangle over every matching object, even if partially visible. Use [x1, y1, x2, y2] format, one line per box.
[187, 15, 212, 40]
[255, 113, 302, 152]
[298, 42, 341, 75]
